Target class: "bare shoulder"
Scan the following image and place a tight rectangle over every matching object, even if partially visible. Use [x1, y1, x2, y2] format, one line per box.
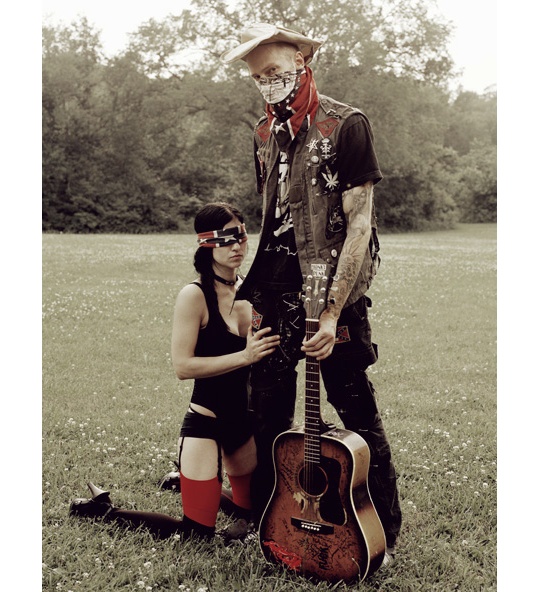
[176, 281, 204, 302]
[174, 282, 207, 320]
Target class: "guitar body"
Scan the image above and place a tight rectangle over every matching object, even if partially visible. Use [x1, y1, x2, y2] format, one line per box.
[259, 425, 386, 584]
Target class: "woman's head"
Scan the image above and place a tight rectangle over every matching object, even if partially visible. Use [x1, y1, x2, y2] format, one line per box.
[194, 202, 244, 234]
[193, 202, 246, 278]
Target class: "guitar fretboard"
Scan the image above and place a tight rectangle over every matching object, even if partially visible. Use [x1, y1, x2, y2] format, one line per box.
[304, 318, 322, 464]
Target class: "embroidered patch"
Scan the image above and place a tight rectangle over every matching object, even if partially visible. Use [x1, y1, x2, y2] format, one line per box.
[326, 205, 345, 237]
[251, 308, 263, 330]
[316, 117, 339, 138]
[306, 138, 319, 152]
[321, 167, 339, 191]
[256, 122, 271, 143]
[320, 137, 334, 160]
[335, 325, 351, 344]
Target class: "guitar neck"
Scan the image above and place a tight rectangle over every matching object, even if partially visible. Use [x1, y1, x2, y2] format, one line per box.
[304, 318, 322, 464]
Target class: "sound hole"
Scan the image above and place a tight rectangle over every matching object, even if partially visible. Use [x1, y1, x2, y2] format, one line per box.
[298, 465, 328, 497]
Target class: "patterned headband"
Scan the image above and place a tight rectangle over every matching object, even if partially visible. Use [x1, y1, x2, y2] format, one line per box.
[197, 223, 248, 248]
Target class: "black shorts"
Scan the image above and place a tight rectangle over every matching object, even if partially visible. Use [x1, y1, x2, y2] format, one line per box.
[179, 407, 253, 457]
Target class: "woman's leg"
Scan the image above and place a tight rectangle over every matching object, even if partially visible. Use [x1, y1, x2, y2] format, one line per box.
[178, 436, 222, 539]
[69, 484, 206, 540]
[223, 436, 256, 514]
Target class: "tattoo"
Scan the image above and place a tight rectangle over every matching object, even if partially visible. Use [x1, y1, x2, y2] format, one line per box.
[327, 182, 373, 317]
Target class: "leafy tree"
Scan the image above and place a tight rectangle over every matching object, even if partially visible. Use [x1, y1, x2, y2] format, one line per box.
[453, 141, 497, 222]
[42, 1, 496, 233]
[445, 90, 497, 155]
[42, 18, 108, 231]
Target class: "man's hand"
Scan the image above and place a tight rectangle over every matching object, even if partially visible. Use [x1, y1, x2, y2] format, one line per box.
[301, 309, 338, 360]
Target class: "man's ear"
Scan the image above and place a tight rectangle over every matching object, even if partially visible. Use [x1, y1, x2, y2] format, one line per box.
[295, 51, 305, 68]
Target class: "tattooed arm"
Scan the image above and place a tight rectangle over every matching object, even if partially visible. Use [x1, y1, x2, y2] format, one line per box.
[301, 181, 373, 360]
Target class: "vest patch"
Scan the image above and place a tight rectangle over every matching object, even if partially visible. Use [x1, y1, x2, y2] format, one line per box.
[326, 204, 345, 238]
[335, 325, 351, 344]
[251, 308, 263, 330]
[257, 122, 270, 143]
[316, 117, 339, 138]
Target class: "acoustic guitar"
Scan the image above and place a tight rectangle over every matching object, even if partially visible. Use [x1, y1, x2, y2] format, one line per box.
[258, 262, 386, 583]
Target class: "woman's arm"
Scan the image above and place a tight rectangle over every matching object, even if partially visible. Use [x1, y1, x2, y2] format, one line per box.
[171, 284, 279, 380]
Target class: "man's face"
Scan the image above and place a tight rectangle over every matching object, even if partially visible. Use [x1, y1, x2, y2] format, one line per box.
[246, 43, 302, 82]
[245, 43, 305, 104]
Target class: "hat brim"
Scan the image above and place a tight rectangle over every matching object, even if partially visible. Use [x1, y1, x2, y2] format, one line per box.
[220, 24, 322, 65]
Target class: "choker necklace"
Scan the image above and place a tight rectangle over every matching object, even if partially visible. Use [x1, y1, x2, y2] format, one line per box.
[214, 274, 236, 286]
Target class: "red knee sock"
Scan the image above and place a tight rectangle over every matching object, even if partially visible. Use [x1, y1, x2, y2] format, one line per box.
[227, 472, 253, 511]
[179, 474, 221, 528]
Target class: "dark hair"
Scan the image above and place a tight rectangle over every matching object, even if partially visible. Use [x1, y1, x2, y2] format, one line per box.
[193, 202, 245, 327]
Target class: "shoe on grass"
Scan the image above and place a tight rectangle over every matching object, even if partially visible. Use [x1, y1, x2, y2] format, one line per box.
[218, 518, 257, 547]
[158, 471, 181, 491]
[69, 482, 114, 520]
[382, 546, 396, 568]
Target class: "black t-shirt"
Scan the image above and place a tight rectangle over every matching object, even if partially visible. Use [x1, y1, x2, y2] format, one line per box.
[254, 112, 382, 291]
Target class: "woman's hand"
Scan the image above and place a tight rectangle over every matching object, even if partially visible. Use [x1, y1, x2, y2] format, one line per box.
[243, 326, 280, 364]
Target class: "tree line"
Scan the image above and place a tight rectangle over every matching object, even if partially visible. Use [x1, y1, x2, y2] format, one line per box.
[42, 0, 496, 234]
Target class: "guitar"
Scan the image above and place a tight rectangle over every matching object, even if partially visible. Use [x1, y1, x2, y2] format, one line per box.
[258, 262, 386, 584]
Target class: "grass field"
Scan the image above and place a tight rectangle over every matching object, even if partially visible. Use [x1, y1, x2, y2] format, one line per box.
[42, 224, 497, 591]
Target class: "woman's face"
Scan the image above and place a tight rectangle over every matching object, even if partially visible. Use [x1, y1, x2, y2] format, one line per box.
[212, 217, 246, 272]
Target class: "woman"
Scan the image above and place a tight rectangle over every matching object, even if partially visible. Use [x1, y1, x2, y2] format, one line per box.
[69, 202, 280, 542]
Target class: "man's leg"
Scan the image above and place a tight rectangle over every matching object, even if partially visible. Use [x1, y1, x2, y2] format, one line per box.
[249, 368, 297, 525]
[322, 368, 402, 549]
[320, 297, 402, 549]
[248, 290, 305, 525]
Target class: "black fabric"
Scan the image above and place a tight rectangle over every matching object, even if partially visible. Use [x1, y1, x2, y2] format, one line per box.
[179, 407, 253, 457]
[320, 295, 378, 368]
[190, 283, 251, 420]
[254, 122, 309, 292]
[337, 113, 383, 190]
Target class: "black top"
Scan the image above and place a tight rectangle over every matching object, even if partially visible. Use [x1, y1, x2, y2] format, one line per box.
[189, 282, 250, 418]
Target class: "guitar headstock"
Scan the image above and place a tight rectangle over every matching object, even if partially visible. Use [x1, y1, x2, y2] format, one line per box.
[302, 262, 333, 320]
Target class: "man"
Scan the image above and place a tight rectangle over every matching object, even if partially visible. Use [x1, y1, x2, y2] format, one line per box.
[220, 23, 402, 559]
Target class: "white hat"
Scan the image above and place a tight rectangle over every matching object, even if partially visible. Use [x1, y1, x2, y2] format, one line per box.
[220, 23, 323, 65]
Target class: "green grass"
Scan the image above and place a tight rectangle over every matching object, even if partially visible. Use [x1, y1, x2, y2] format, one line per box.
[42, 224, 496, 591]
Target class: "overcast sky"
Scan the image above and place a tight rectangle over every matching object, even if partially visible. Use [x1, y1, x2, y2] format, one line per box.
[41, 0, 497, 93]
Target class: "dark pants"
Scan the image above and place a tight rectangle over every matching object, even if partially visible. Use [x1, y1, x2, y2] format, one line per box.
[248, 291, 402, 548]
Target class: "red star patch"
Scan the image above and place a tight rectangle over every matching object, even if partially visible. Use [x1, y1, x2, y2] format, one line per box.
[316, 118, 339, 138]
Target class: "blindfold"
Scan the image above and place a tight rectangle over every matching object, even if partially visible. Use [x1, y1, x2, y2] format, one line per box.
[197, 224, 248, 248]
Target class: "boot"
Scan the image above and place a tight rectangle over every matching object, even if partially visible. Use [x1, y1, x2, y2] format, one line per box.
[218, 518, 257, 547]
[69, 482, 114, 520]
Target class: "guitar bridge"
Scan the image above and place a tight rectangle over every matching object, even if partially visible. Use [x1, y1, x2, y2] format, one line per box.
[291, 517, 334, 535]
